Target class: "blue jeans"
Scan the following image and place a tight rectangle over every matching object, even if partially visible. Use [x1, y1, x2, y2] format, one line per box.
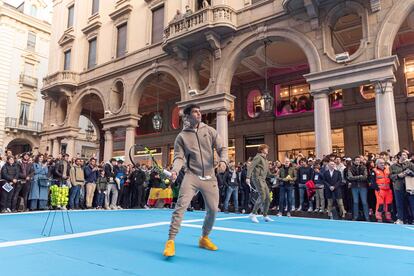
[279, 185, 293, 213]
[351, 187, 369, 220]
[299, 183, 307, 207]
[394, 188, 407, 221]
[95, 191, 105, 207]
[224, 186, 239, 212]
[69, 185, 81, 209]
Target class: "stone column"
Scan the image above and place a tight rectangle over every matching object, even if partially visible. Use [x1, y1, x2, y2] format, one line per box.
[124, 127, 136, 164]
[375, 81, 400, 155]
[313, 92, 332, 158]
[65, 137, 76, 158]
[52, 138, 60, 157]
[103, 130, 113, 162]
[216, 110, 228, 149]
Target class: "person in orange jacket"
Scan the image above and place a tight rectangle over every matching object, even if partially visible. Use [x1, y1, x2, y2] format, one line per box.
[370, 158, 393, 222]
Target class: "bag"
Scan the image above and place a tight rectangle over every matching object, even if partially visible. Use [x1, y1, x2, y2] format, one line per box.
[405, 176, 414, 194]
[38, 175, 51, 187]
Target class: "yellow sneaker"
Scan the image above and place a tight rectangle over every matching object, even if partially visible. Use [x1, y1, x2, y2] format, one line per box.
[199, 236, 218, 251]
[163, 240, 175, 257]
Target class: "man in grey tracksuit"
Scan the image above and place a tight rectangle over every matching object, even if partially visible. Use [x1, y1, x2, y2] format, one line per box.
[163, 104, 227, 257]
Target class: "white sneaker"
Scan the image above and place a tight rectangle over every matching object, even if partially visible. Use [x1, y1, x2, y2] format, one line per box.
[319, 209, 325, 213]
[314, 208, 319, 213]
[291, 207, 296, 212]
[297, 206, 302, 211]
[263, 216, 274, 222]
[287, 212, 291, 217]
[284, 206, 288, 212]
[394, 219, 404, 225]
[117, 206, 123, 210]
[277, 212, 282, 217]
[249, 214, 259, 223]
[241, 209, 246, 214]
[307, 207, 313, 212]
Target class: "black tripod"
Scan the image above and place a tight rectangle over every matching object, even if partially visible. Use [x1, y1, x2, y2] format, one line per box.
[41, 208, 74, 237]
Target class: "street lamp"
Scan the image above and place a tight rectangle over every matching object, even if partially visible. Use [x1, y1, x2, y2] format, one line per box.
[261, 40, 274, 113]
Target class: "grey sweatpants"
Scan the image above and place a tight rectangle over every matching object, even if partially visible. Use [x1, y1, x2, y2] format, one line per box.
[252, 178, 270, 216]
[168, 173, 219, 240]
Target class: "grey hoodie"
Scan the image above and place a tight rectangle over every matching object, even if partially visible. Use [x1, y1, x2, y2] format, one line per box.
[172, 122, 227, 177]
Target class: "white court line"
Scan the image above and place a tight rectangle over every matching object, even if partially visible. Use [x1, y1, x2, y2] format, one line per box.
[406, 227, 414, 231]
[0, 216, 248, 248]
[181, 224, 414, 252]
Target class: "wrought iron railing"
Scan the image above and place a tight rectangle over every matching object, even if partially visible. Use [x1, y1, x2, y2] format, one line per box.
[5, 117, 42, 132]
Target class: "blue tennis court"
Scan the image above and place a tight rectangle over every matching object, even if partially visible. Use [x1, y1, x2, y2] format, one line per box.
[0, 209, 413, 275]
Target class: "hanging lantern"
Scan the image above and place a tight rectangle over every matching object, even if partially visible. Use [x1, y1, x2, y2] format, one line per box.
[152, 112, 163, 131]
[260, 40, 274, 113]
[261, 90, 274, 112]
[85, 121, 94, 141]
[152, 73, 163, 131]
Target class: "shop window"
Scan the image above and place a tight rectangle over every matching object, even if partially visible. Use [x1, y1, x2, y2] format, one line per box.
[133, 147, 162, 167]
[329, 89, 343, 109]
[362, 125, 378, 155]
[171, 106, 181, 130]
[275, 83, 312, 116]
[360, 84, 376, 100]
[405, 57, 414, 96]
[277, 129, 344, 161]
[245, 136, 264, 160]
[247, 90, 262, 118]
[228, 139, 235, 162]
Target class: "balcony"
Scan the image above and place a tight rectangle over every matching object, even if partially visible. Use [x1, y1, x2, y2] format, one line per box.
[5, 117, 42, 134]
[163, 5, 237, 51]
[19, 74, 38, 88]
[42, 71, 80, 92]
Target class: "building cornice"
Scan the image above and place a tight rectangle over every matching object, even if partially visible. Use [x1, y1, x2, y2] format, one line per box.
[0, 3, 51, 34]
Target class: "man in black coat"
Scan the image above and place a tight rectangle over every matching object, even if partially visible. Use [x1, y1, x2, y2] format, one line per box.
[1, 156, 20, 212]
[15, 152, 34, 211]
[129, 164, 147, 208]
[323, 160, 346, 219]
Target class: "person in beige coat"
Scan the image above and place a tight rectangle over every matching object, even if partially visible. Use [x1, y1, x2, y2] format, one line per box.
[69, 158, 85, 209]
[163, 104, 227, 257]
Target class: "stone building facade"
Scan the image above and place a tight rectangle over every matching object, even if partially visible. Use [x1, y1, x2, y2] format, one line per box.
[41, 0, 414, 164]
[0, 0, 51, 155]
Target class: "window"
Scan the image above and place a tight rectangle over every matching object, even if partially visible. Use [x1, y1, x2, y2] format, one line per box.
[91, 0, 99, 15]
[275, 83, 312, 116]
[405, 57, 414, 96]
[67, 5, 74, 28]
[360, 84, 376, 100]
[277, 129, 344, 161]
[64, 49, 71, 71]
[151, 5, 164, 44]
[245, 136, 265, 160]
[247, 90, 262, 118]
[30, 5, 37, 17]
[19, 102, 30, 126]
[331, 13, 362, 56]
[362, 125, 378, 155]
[27, 32, 36, 51]
[24, 62, 34, 76]
[116, 23, 127, 58]
[329, 89, 343, 109]
[88, 38, 97, 69]
[171, 106, 181, 130]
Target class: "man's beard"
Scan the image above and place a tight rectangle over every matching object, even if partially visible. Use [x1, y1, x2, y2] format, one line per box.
[183, 115, 199, 128]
